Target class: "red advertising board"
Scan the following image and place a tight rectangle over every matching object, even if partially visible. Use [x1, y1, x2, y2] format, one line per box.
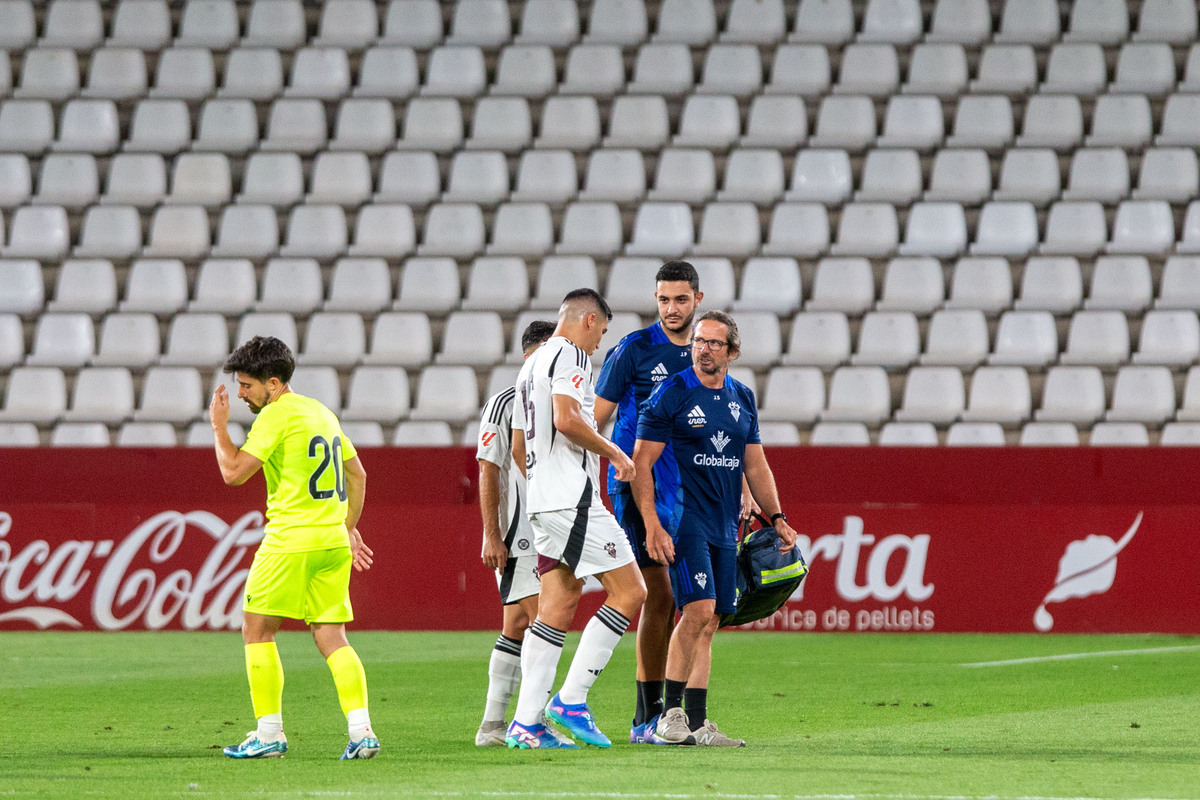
[0, 447, 1195, 634]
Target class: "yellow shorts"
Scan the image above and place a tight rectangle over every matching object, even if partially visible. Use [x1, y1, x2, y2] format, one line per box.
[242, 547, 354, 625]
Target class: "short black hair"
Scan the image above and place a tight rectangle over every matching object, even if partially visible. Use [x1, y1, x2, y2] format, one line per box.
[562, 287, 613, 321]
[521, 320, 556, 352]
[656, 260, 700, 292]
[223, 336, 295, 383]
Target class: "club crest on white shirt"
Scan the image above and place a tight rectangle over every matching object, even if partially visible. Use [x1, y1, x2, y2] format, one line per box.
[710, 430, 731, 453]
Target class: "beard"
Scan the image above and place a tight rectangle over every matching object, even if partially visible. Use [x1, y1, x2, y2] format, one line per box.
[662, 311, 694, 334]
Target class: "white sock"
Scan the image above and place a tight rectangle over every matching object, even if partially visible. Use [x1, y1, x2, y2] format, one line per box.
[557, 606, 631, 705]
[347, 707, 372, 741]
[484, 635, 523, 723]
[256, 712, 283, 739]
[512, 621, 564, 727]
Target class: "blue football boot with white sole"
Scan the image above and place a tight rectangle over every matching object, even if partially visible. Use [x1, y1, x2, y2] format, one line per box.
[545, 693, 611, 748]
[505, 720, 579, 749]
[339, 731, 380, 760]
[223, 731, 288, 759]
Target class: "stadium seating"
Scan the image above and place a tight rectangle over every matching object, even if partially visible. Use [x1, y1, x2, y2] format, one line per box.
[5, 1, 1200, 446]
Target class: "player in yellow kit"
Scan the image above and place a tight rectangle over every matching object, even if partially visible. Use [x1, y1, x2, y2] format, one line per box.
[209, 335, 379, 760]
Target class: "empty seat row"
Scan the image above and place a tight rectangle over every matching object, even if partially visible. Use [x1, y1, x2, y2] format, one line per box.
[0, 202, 420, 260]
[0, 93, 811, 156]
[8, 356, 1200, 433]
[0, 0, 572, 52]
[779, 420, 1200, 446]
[0, 418, 487, 448]
[532, 198, 1200, 261]
[52, 197, 1176, 262]
[12, 19, 1200, 100]
[797, 93, 1200, 154]
[10, 249, 1200, 324]
[0, 361, 491, 427]
[15, 90, 1200, 161]
[0, 419, 244, 447]
[1, 40, 788, 102]
[773, 308, 1200, 371]
[10, 416, 1200, 448]
[0, 417, 514, 448]
[780, 147, 1200, 208]
[0, 308, 533, 371]
[5, 0, 1194, 53]
[756, 363, 1200, 429]
[7, 146, 1200, 218]
[9, 303, 1200, 377]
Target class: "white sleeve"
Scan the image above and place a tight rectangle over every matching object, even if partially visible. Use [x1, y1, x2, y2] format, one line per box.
[549, 350, 589, 406]
[476, 409, 511, 468]
[479, 384, 518, 462]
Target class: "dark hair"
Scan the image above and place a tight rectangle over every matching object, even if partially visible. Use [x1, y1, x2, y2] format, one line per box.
[521, 320, 556, 352]
[696, 310, 740, 354]
[223, 336, 295, 383]
[561, 287, 613, 321]
[656, 260, 700, 292]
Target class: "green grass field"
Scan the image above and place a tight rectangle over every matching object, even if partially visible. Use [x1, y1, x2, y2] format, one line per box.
[2, 631, 1199, 799]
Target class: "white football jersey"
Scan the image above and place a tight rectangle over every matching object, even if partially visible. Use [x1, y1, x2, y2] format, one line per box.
[476, 386, 535, 553]
[513, 336, 602, 514]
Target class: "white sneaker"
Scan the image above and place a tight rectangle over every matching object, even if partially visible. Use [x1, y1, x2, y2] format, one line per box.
[475, 720, 507, 746]
[692, 719, 744, 747]
[653, 707, 695, 745]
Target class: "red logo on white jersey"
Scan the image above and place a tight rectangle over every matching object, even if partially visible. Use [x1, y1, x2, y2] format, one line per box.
[480, 432, 497, 447]
[571, 374, 584, 390]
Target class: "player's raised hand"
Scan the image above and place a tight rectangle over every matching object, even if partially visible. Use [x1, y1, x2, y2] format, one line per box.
[349, 527, 374, 571]
[481, 534, 509, 571]
[209, 384, 230, 427]
[611, 449, 636, 482]
[646, 523, 675, 565]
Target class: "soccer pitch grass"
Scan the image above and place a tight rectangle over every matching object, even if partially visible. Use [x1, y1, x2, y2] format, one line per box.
[2, 632, 1199, 799]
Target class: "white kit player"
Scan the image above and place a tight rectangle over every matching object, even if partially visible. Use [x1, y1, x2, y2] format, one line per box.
[506, 289, 648, 750]
[474, 320, 556, 746]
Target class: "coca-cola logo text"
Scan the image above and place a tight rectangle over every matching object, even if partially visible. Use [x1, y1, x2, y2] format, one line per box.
[0, 510, 264, 631]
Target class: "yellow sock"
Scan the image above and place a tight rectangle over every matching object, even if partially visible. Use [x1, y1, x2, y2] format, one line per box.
[326, 645, 368, 717]
[245, 641, 284, 719]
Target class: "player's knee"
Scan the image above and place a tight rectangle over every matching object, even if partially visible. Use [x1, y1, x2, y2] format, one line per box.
[679, 600, 716, 630]
[610, 582, 647, 618]
[502, 610, 532, 639]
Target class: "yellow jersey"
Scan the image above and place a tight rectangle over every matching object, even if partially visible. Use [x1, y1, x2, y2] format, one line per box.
[241, 392, 358, 553]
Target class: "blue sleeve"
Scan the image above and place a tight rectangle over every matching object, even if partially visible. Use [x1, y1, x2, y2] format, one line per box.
[594, 337, 635, 403]
[636, 379, 676, 444]
[742, 383, 761, 445]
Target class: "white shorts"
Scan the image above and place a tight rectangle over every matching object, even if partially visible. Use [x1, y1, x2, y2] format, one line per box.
[496, 547, 540, 604]
[529, 505, 636, 579]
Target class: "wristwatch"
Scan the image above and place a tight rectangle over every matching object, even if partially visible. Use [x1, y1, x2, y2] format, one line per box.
[770, 512, 787, 524]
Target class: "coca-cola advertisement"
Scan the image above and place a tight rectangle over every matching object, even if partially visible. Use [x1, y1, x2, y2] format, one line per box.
[1, 447, 1197, 634]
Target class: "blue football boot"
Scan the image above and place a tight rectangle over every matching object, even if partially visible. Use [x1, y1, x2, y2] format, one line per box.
[223, 731, 288, 759]
[545, 693, 611, 748]
[505, 720, 580, 749]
